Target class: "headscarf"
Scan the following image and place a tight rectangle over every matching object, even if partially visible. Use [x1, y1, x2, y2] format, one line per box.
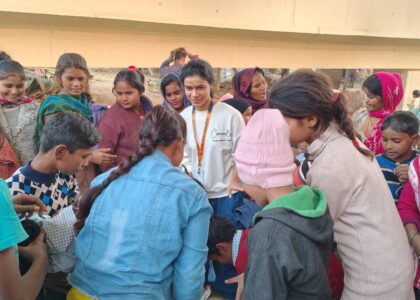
[0, 97, 33, 105]
[160, 72, 191, 111]
[364, 72, 404, 154]
[35, 93, 93, 148]
[232, 67, 267, 114]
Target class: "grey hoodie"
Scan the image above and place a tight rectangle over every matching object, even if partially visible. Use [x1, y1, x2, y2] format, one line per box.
[243, 186, 334, 300]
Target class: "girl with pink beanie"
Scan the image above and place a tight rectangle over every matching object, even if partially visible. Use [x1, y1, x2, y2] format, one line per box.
[269, 69, 414, 300]
[234, 108, 334, 299]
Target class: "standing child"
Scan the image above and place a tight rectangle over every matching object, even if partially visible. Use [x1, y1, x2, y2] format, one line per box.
[377, 111, 419, 203]
[0, 60, 39, 165]
[362, 72, 404, 154]
[269, 69, 414, 299]
[234, 108, 334, 299]
[7, 111, 99, 217]
[36, 53, 116, 193]
[161, 72, 191, 112]
[98, 69, 153, 171]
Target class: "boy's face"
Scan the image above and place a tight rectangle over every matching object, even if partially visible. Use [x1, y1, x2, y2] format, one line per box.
[381, 128, 418, 162]
[55, 146, 95, 175]
[209, 242, 233, 265]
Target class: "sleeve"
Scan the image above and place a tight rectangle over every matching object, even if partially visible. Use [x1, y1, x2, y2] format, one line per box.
[243, 250, 287, 300]
[180, 114, 193, 173]
[0, 180, 28, 252]
[172, 191, 212, 300]
[159, 58, 172, 77]
[397, 180, 420, 230]
[231, 111, 245, 159]
[68, 177, 80, 205]
[98, 117, 119, 155]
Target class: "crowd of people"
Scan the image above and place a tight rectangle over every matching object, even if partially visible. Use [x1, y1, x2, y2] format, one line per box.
[1, 47, 420, 300]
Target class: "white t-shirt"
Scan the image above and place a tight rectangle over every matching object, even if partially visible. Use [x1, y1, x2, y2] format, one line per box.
[181, 102, 245, 198]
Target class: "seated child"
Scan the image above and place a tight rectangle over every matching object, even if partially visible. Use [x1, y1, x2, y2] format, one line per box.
[376, 111, 419, 203]
[208, 216, 250, 276]
[7, 111, 100, 217]
[234, 108, 334, 299]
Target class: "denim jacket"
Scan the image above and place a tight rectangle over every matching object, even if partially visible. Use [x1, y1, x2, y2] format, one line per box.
[69, 150, 212, 299]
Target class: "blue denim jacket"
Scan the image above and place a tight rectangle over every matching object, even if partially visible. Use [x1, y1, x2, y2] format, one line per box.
[69, 150, 212, 299]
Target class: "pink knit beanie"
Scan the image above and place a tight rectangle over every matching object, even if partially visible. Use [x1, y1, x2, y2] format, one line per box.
[234, 108, 296, 189]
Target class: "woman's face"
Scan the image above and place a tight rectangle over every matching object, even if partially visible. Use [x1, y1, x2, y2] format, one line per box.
[114, 80, 141, 110]
[184, 75, 212, 110]
[0, 74, 25, 103]
[60, 67, 88, 97]
[283, 116, 317, 145]
[363, 87, 384, 112]
[164, 81, 185, 111]
[249, 71, 267, 102]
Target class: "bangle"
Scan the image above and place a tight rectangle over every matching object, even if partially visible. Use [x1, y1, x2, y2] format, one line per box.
[409, 232, 420, 245]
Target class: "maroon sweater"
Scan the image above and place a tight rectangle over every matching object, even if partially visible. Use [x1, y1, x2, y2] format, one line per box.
[98, 103, 144, 171]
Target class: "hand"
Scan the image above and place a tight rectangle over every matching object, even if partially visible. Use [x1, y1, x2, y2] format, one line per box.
[225, 273, 244, 300]
[395, 164, 409, 183]
[413, 235, 420, 257]
[90, 148, 117, 165]
[18, 231, 48, 271]
[12, 194, 47, 219]
[228, 167, 244, 197]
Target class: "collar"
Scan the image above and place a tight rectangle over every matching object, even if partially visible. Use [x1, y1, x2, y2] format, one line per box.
[231, 230, 243, 264]
[21, 161, 57, 185]
[307, 125, 342, 158]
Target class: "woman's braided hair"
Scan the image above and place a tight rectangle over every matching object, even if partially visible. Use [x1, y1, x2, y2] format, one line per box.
[74, 105, 186, 232]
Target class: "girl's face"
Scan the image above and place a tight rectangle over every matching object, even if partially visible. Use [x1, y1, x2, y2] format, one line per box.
[114, 80, 141, 110]
[164, 81, 185, 111]
[184, 75, 212, 111]
[242, 106, 253, 125]
[0, 74, 25, 103]
[249, 72, 267, 102]
[60, 67, 88, 97]
[363, 87, 384, 112]
[284, 116, 317, 145]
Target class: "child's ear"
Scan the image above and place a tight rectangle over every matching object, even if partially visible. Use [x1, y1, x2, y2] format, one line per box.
[216, 243, 229, 255]
[305, 115, 319, 129]
[411, 134, 419, 146]
[54, 145, 68, 161]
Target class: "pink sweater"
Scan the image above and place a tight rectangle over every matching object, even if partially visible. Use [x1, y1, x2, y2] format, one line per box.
[98, 103, 144, 172]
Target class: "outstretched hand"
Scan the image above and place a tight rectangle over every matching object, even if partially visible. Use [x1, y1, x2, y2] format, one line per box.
[13, 194, 47, 219]
[90, 148, 117, 165]
[225, 273, 244, 300]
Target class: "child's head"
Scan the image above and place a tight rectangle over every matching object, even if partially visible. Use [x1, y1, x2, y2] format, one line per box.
[208, 216, 236, 264]
[171, 47, 188, 63]
[362, 72, 403, 113]
[269, 69, 372, 157]
[113, 69, 145, 111]
[234, 108, 296, 206]
[223, 98, 252, 125]
[39, 111, 100, 175]
[380, 111, 419, 162]
[0, 60, 25, 103]
[54, 53, 90, 97]
[362, 74, 384, 112]
[413, 90, 420, 99]
[181, 59, 214, 110]
[0, 51, 11, 62]
[75, 105, 186, 232]
[160, 73, 185, 111]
